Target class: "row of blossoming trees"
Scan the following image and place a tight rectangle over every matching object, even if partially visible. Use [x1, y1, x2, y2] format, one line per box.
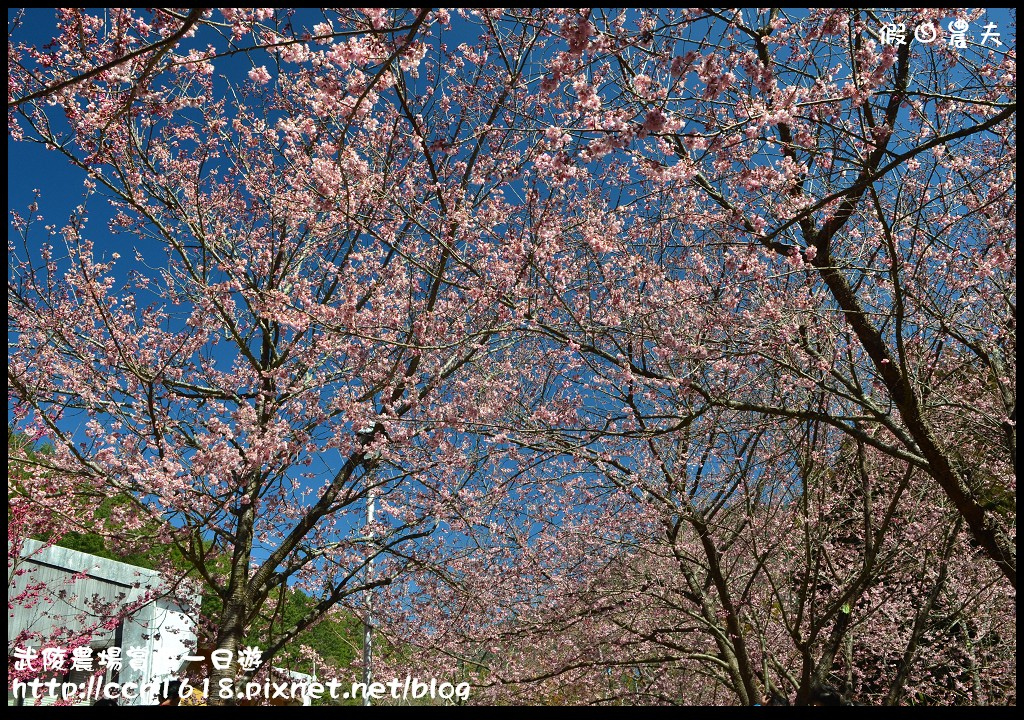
[8, 8, 1015, 705]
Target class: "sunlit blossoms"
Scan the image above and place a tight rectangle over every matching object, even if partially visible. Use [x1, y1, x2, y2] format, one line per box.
[8, 8, 1015, 706]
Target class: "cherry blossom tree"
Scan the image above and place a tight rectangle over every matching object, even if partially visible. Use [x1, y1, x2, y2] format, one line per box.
[381, 411, 1014, 704]
[8, 7, 1015, 706]
[367, 6, 1014, 706]
[8, 7, 560, 702]
[511, 6, 1014, 584]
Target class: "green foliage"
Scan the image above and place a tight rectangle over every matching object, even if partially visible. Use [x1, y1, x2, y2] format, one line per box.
[48, 494, 173, 569]
[251, 586, 363, 673]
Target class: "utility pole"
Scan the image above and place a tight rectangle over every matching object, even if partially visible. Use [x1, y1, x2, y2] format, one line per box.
[362, 484, 375, 706]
